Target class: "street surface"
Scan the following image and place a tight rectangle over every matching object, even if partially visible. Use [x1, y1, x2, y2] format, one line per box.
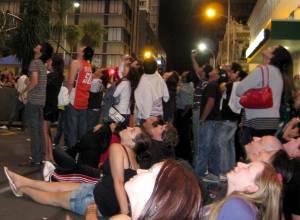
[0, 128, 82, 220]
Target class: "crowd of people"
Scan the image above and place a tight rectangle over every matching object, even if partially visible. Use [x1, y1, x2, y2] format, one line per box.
[2, 42, 300, 220]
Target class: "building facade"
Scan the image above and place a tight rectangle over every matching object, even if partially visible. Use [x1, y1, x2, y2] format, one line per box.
[215, 0, 255, 68]
[216, 19, 250, 68]
[0, 0, 141, 67]
[0, 0, 165, 67]
[67, 0, 140, 67]
[246, 0, 300, 73]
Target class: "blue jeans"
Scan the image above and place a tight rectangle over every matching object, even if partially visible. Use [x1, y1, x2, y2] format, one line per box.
[87, 109, 101, 131]
[192, 109, 200, 166]
[70, 183, 101, 216]
[216, 120, 237, 174]
[68, 104, 87, 147]
[195, 120, 221, 176]
[54, 109, 69, 146]
[8, 98, 26, 129]
[26, 102, 45, 163]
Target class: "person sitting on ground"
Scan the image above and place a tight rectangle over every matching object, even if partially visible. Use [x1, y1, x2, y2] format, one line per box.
[203, 160, 282, 220]
[4, 126, 151, 217]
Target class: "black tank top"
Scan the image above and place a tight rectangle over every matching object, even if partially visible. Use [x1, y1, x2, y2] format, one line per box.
[93, 145, 137, 216]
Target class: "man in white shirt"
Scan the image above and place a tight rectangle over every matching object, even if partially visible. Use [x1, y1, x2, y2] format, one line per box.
[134, 58, 169, 124]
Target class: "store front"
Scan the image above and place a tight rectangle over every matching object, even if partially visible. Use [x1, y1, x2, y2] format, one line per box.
[246, 19, 300, 75]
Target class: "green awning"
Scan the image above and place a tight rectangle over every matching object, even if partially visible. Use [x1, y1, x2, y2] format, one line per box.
[246, 20, 300, 63]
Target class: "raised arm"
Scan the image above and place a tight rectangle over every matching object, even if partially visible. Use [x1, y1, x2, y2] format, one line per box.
[191, 52, 204, 79]
[67, 60, 81, 93]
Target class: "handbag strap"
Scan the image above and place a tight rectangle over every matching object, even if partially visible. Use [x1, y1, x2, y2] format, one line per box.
[259, 65, 270, 87]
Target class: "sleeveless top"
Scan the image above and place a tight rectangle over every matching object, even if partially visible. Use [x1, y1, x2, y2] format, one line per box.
[93, 145, 137, 217]
[70, 60, 93, 109]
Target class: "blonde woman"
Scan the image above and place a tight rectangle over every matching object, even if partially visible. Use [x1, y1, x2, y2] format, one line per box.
[205, 161, 282, 220]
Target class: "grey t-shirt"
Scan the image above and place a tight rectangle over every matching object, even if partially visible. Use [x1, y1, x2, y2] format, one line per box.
[28, 59, 47, 106]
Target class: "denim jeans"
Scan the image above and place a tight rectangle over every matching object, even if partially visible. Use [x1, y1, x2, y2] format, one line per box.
[87, 109, 101, 131]
[8, 98, 26, 129]
[54, 109, 69, 146]
[216, 120, 237, 174]
[195, 120, 222, 176]
[192, 109, 200, 166]
[26, 102, 45, 163]
[68, 104, 88, 147]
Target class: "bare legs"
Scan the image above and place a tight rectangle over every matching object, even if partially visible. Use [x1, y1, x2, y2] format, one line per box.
[43, 120, 54, 162]
[6, 168, 81, 210]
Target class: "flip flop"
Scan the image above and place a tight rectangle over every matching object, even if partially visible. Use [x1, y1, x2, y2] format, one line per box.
[3, 167, 23, 197]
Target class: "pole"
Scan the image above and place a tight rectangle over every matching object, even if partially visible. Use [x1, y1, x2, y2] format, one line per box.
[209, 49, 216, 68]
[63, 14, 68, 59]
[227, 0, 230, 64]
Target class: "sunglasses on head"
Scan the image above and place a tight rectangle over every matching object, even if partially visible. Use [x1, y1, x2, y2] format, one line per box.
[152, 119, 165, 127]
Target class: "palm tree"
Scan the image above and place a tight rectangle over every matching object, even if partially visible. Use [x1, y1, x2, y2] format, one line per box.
[11, 0, 51, 69]
[81, 20, 105, 49]
[65, 24, 81, 56]
[52, 0, 73, 53]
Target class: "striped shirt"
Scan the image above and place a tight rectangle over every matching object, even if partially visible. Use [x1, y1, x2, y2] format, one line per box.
[242, 111, 280, 130]
[28, 59, 47, 106]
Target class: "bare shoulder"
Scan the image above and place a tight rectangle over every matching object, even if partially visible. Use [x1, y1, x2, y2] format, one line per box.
[109, 214, 131, 220]
[109, 143, 123, 152]
[70, 60, 81, 70]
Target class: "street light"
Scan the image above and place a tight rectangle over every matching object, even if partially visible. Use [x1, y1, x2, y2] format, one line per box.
[73, 2, 80, 8]
[206, 8, 216, 18]
[198, 43, 207, 52]
[197, 42, 216, 68]
[144, 51, 152, 59]
[205, 0, 231, 64]
[63, 1, 81, 59]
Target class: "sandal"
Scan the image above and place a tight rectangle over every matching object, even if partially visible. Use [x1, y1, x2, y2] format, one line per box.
[3, 167, 23, 197]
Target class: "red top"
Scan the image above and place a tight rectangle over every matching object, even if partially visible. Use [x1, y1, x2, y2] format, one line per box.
[72, 60, 92, 109]
[98, 134, 121, 167]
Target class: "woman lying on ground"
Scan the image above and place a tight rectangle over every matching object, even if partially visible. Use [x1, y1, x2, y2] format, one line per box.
[4, 127, 151, 217]
[245, 135, 300, 220]
[108, 159, 202, 220]
[46, 117, 178, 183]
[203, 161, 282, 220]
[46, 123, 120, 183]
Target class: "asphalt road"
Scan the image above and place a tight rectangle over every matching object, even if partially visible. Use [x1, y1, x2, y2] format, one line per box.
[0, 128, 83, 220]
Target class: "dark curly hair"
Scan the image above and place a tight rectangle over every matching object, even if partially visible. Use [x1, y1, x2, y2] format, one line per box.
[83, 46, 94, 62]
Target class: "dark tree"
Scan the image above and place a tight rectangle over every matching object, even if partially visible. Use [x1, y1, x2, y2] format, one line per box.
[11, 0, 51, 69]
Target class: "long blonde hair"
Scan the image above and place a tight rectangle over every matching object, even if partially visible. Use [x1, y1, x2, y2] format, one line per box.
[209, 163, 282, 220]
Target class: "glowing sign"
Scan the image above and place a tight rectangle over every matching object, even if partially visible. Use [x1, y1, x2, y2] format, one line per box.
[246, 29, 269, 58]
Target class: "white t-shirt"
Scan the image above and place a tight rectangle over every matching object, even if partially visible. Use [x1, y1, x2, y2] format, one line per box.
[16, 75, 28, 103]
[113, 80, 131, 115]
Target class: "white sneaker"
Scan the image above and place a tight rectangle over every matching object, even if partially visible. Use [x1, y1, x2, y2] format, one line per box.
[202, 173, 220, 183]
[0, 125, 8, 129]
[219, 174, 227, 182]
[43, 161, 56, 182]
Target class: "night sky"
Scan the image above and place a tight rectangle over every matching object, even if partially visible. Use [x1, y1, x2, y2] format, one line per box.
[159, 0, 257, 71]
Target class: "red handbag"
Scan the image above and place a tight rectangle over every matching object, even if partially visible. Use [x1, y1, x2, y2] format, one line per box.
[239, 66, 273, 109]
